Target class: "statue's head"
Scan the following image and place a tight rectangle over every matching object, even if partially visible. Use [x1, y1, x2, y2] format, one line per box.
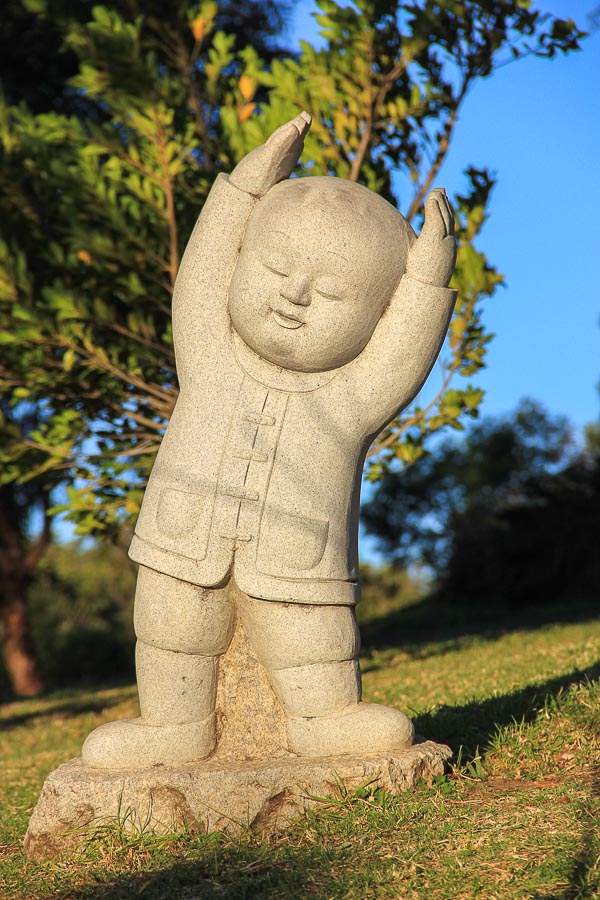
[228, 177, 415, 373]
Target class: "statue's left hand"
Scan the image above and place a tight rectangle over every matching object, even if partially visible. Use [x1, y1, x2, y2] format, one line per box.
[405, 189, 457, 288]
[230, 111, 312, 198]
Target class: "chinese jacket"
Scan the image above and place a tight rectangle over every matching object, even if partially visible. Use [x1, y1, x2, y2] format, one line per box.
[129, 174, 457, 605]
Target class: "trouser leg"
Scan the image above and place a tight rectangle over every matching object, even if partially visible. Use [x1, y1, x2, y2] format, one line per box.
[82, 566, 234, 769]
[238, 593, 414, 757]
[133, 566, 234, 725]
[237, 594, 361, 717]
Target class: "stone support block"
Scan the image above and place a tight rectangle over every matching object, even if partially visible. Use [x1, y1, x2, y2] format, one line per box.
[24, 740, 452, 860]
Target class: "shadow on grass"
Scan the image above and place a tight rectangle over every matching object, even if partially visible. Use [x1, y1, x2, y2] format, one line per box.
[0, 688, 133, 730]
[360, 593, 599, 663]
[413, 661, 600, 761]
[30, 668, 600, 900]
[420, 664, 600, 900]
[51, 841, 348, 900]
[44, 763, 600, 900]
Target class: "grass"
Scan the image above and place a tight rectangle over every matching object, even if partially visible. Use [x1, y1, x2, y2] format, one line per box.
[1, 595, 599, 900]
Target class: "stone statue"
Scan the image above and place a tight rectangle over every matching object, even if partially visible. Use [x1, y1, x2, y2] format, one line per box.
[82, 112, 457, 770]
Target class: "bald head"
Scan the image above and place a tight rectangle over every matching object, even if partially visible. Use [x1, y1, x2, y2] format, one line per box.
[229, 176, 415, 372]
[248, 177, 414, 305]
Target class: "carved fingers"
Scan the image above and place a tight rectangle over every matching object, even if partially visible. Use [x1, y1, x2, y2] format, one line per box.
[263, 111, 311, 186]
[423, 188, 454, 239]
[267, 111, 312, 151]
[406, 188, 457, 288]
[229, 111, 312, 198]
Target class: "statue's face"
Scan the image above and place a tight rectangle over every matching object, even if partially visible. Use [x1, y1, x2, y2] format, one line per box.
[228, 179, 406, 373]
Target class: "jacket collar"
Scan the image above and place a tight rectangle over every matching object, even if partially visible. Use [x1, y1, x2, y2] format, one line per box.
[232, 329, 341, 393]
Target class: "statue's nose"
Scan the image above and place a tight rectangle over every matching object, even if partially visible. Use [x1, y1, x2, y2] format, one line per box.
[280, 274, 311, 306]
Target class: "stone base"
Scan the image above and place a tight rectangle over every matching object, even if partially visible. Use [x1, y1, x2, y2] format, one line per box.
[24, 741, 451, 860]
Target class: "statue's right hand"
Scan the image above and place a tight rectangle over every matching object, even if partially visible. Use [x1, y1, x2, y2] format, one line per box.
[229, 111, 311, 197]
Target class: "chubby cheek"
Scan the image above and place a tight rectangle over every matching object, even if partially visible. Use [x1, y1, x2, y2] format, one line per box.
[317, 305, 379, 361]
[228, 275, 290, 363]
[230, 262, 280, 314]
[228, 279, 263, 331]
[313, 303, 360, 338]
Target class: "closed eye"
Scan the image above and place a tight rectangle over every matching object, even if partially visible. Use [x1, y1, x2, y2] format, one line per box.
[264, 262, 289, 277]
[315, 288, 343, 301]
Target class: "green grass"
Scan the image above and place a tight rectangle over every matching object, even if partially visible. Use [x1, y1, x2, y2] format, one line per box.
[1, 598, 599, 900]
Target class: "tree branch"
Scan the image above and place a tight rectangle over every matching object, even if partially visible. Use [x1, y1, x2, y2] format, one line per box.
[77, 135, 160, 185]
[405, 86, 466, 223]
[123, 407, 168, 433]
[49, 336, 175, 413]
[24, 492, 51, 572]
[153, 110, 180, 291]
[176, 33, 214, 170]
[109, 322, 176, 369]
[348, 58, 407, 183]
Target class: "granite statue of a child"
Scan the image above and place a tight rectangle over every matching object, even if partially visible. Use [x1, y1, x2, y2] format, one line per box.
[83, 112, 457, 769]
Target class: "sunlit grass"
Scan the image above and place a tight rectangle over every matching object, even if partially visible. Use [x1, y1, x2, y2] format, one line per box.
[2, 596, 599, 900]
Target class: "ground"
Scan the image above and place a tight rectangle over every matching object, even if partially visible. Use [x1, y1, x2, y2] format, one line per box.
[1, 594, 599, 899]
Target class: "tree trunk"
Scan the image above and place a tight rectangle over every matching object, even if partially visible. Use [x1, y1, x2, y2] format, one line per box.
[0, 484, 48, 697]
[0, 579, 45, 697]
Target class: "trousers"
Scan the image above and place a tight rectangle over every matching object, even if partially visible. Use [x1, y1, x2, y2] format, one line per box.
[133, 565, 362, 723]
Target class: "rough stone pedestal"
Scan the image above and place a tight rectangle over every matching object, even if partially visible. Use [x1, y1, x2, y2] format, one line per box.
[24, 742, 451, 860]
[24, 622, 451, 860]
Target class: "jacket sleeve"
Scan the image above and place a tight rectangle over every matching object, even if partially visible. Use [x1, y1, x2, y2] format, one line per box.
[345, 274, 457, 435]
[172, 174, 257, 390]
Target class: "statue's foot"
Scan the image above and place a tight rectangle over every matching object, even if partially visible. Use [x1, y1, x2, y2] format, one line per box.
[287, 702, 414, 758]
[82, 715, 216, 770]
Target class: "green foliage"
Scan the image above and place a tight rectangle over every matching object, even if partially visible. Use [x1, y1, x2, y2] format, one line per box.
[357, 562, 425, 625]
[0, 0, 293, 535]
[0, 1, 587, 534]
[362, 398, 600, 606]
[0, 538, 137, 694]
[443, 437, 600, 607]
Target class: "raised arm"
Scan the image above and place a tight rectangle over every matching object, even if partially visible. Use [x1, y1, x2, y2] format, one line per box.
[348, 189, 458, 432]
[173, 112, 311, 388]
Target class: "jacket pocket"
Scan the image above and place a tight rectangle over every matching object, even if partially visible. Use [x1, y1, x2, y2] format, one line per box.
[257, 508, 329, 573]
[154, 484, 215, 561]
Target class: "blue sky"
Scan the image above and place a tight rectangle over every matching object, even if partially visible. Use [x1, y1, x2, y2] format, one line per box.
[288, 1, 600, 434]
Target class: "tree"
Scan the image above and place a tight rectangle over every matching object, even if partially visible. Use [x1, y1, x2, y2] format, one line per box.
[0, 0, 294, 695]
[0, 0, 104, 697]
[0, 405, 52, 696]
[26, 535, 137, 689]
[0, 2, 586, 687]
[1, 2, 585, 529]
[445, 447, 600, 607]
[360, 398, 596, 605]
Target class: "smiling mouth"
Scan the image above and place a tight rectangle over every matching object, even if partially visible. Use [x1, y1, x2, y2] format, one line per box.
[270, 308, 306, 330]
